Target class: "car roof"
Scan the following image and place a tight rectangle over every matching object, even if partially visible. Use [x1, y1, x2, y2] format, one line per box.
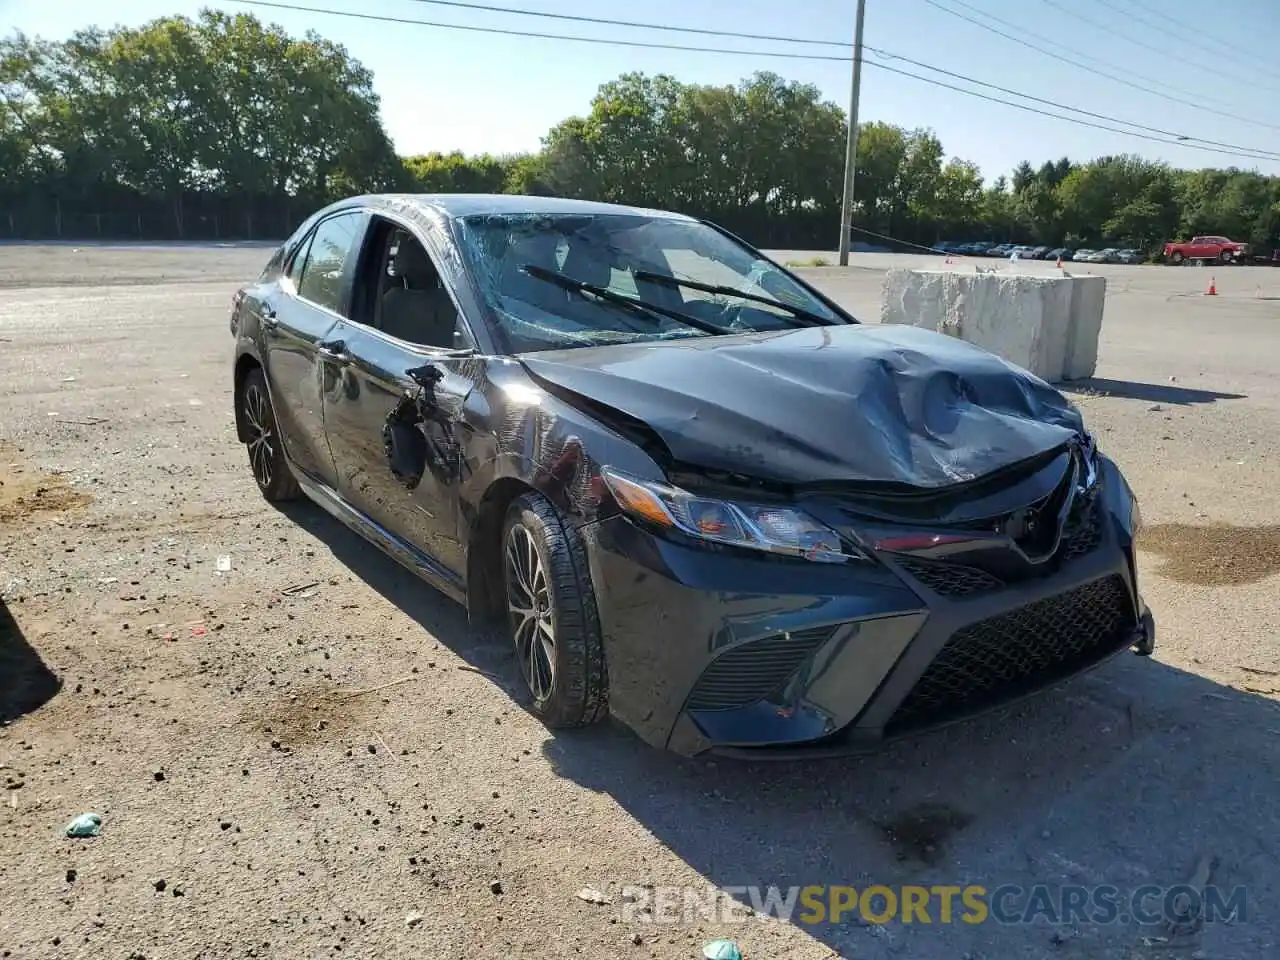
[336, 192, 698, 222]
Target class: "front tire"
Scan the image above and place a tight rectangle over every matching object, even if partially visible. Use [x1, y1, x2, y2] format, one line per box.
[240, 367, 301, 502]
[1170, 251, 1185, 264]
[501, 492, 608, 729]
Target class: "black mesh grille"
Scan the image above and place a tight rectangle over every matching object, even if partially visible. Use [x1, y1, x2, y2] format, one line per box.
[1060, 494, 1103, 562]
[887, 574, 1134, 731]
[686, 626, 836, 711]
[896, 558, 1005, 596]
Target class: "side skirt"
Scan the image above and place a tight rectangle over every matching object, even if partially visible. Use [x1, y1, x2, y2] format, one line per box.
[292, 469, 468, 607]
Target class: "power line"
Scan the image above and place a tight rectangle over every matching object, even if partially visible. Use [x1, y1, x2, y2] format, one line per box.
[1043, 0, 1280, 92]
[402, 0, 849, 49]
[1103, 0, 1280, 78]
[863, 47, 1280, 159]
[226, 0, 849, 61]
[863, 59, 1278, 162]
[421, 0, 1280, 141]
[919, 0, 1280, 133]
[406, 0, 1280, 98]
[222, 0, 1280, 163]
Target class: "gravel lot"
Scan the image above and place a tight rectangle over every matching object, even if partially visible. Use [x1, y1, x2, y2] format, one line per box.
[2, 242, 1278, 960]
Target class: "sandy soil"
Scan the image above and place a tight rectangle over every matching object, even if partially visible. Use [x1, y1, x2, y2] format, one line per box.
[1, 243, 1278, 960]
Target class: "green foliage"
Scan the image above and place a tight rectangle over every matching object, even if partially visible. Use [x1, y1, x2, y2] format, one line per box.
[1, 11, 403, 237]
[2, 19, 1278, 252]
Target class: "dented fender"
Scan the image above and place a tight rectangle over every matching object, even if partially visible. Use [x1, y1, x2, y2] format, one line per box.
[457, 367, 665, 533]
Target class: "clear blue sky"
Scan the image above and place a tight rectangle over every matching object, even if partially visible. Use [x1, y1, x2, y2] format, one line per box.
[6, 0, 1280, 181]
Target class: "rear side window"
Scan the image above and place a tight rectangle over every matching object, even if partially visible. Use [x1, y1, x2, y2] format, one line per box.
[297, 212, 364, 315]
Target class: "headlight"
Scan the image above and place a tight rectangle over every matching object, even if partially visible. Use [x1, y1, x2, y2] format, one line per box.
[600, 468, 866, 564]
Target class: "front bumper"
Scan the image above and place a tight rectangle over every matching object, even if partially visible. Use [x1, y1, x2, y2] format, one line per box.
[581, 457, 1152, 758]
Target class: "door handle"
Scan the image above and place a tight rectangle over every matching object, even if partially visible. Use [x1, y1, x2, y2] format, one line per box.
[317, 339, 351, 363]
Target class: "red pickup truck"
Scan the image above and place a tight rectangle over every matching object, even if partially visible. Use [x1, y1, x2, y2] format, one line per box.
[1163, 236, 1250, 264]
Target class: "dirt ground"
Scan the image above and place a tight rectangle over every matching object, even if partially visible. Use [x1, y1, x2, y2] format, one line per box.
[2, 243, 1278, 960]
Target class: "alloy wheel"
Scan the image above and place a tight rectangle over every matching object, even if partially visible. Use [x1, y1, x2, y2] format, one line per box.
[504, 524, 556, 703]
[243, 382, 276, 491]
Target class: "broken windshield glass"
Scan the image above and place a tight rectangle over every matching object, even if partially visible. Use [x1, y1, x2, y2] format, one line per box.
[453, 212, 847, 353]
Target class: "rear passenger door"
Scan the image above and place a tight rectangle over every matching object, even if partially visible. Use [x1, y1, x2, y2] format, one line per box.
[263, 209, 368, 489]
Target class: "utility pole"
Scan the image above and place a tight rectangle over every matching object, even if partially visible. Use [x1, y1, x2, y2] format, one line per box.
[837, 0, 867, 266]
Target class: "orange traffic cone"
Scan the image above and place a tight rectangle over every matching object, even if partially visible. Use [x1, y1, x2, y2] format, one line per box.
[1206, 276, 1217, 296]
[1055, 255, 1063, 268]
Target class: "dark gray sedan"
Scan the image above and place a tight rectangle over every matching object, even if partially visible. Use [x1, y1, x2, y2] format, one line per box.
[229, 194, 1154, 756]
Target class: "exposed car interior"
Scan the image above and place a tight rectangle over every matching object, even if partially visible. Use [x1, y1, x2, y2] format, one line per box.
[364, 224, 461, 349]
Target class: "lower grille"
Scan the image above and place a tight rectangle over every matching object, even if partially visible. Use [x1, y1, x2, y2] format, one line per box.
[897, 558, 1004, 596]
[686, 626, 836, 711]
[886, 575, 1134, 732]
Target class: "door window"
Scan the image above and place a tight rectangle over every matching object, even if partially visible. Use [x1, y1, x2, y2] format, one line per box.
[370, 225, 462, 349]
[297, 212, 364, 315]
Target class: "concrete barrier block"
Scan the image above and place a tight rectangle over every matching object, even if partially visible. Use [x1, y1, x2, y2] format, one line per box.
[1063, 274, 1107, 380]
[881, 268, 1105, 383]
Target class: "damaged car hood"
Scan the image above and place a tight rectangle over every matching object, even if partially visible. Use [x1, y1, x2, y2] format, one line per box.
[518, 324, 1087, 489]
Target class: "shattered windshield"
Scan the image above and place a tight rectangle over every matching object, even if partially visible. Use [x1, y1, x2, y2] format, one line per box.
[453, 212, 847, 353]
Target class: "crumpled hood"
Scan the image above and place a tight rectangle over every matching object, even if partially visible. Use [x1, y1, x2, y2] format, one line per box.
[518, 324, 1086, 489]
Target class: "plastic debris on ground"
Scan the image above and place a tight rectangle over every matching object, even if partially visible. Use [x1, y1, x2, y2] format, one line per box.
[703, 940, 744, 960]
[65, 813, 103, 838]
[216, 555, 232, 573]
[575, 887, 612, 905]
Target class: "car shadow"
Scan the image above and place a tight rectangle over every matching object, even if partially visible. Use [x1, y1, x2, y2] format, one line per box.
[1062, 377, 1246, 405]
[274, 501, 1278, 957]
[541, 657, 1279, 956]
[0, 597, 62, 724]
[276, 502, 523, 690]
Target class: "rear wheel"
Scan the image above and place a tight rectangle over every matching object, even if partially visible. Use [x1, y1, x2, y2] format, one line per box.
[241, 367, 301, 502]
[501, 492, 608, 729]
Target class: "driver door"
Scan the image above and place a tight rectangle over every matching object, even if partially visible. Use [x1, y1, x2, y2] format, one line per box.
[320, 217, 480, 590]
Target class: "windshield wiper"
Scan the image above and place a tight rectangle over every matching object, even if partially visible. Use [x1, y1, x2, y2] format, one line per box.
[519, 264, 729, 337]
[632, 270, 841, 327]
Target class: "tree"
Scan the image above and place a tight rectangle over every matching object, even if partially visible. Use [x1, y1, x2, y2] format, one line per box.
[3, 27, 1278, 253]
[0, 11, 403, 238]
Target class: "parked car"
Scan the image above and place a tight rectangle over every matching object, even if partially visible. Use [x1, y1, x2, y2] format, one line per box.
[1074, 249, 1106, 263]
[1114, 249, 1143, 264]
[1162, 236, 1249, 265]
[1045, 248, 1075, 262]
[229, 194, 1154, 757]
